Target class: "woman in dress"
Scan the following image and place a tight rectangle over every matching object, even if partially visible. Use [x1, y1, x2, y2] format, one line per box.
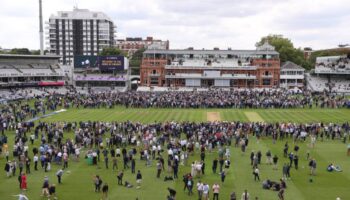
[20, 173, 27, 190]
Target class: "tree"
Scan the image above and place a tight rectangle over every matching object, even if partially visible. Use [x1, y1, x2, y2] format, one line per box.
[256, 34, 312, 70]
[98, 47, 126, 56]
[9, 48, 31, 55]
[129, 48, 146, 75]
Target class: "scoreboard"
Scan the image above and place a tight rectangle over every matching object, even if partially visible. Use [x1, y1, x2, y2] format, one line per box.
[99, 56, 125, 71]
[74, 56, 128, 72]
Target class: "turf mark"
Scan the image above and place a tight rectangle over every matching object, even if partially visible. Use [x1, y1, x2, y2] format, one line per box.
[207, 112, 221, 121]
[245, 112, 265, 122]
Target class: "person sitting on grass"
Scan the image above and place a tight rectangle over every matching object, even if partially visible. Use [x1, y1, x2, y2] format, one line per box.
[124, 181, 133, 188]
[327, 163, 342, 172]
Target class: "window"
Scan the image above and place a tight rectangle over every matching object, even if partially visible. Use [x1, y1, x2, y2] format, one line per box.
[262, 79, 270, 85]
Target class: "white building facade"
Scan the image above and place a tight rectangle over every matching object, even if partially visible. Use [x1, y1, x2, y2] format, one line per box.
[46, 8, 116, 65]
[280, 61, 305, 88]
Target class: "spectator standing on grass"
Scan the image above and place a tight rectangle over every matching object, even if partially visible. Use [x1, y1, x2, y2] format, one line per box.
[266, 150, 272, 165]
[42, 176, 50, 197]
[48, 184, 57, 200]
[241, 189, 250, 200]
[101, 183, 108, 200]
[33, 154, 38, 171]
[17, 173, 22, 189]
[212, 183, 220, 200]
[156, 160, 162, 178]
[20, 173, 27, 190]
[212, 158, 218, 173]
[241, 190, 250, 200]
[56, 168, 63, 184]
[94, 175, 102, 192]
[230, 191, 237, 200]
[273, 155, 278, 170]
[293, 155, 299, 170]
[202, 183, 210, 200]
[131, 159, 136, 174]
[309, 158, 317, 176]
[112, 156, 118, 170]
[197, 180, 203, 200]
[187, 176, 193, 196]
[117, 171, 124, 185]
[278, 188, 285, 200]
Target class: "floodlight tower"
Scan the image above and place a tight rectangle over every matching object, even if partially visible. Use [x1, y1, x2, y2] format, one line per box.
[39, 0, 44, 55]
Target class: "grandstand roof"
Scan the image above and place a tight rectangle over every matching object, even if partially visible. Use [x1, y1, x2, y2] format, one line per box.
[0, 54, 61, 59]
[281, 61, 305, 71]
[144, 49, 279, 56]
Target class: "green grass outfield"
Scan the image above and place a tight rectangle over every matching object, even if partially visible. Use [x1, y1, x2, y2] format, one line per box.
[43, 107, 350, 123]
[0, 107, 349, 200]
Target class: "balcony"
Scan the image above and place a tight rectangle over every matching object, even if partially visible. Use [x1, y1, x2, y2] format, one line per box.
[261, 74, 273, 78]
[148, 73, 160, 77]
[165, 73, 256, 80]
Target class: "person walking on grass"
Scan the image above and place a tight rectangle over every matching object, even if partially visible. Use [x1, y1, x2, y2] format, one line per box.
[253, 167, 260, 181]
[221, 170, 226, 183]
[136, 170, 142, 189]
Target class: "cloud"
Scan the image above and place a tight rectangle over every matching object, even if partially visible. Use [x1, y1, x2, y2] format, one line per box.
[0, 0, 349, 50]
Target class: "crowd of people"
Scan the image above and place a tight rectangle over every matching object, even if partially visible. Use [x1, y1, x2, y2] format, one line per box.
[1, 116, 349, 199]
[0, 87, 349, 199]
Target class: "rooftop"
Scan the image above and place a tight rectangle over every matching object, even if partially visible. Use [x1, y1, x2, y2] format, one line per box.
[50, 8, 112, 21]
[281, 61, 305, 71]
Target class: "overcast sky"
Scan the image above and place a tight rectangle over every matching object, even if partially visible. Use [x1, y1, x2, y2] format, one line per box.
[0, 0, 349, 50]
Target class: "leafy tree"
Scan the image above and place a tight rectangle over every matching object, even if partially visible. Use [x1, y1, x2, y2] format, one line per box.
[129, 48, 145, 75]
[98, 47, 126, 56]
[9, 48, 31, 55]
[256, 34, 312, 70]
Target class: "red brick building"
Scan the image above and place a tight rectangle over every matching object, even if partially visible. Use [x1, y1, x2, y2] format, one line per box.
[115, 37, 169, 57]
[140, 42, 280, 88]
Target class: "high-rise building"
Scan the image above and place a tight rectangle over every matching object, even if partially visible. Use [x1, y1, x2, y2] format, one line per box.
[46, 8, 116, 65]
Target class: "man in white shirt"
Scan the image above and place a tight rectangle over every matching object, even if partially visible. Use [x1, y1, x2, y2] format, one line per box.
[197, 180, 203, 200]
[202, 183, 210, 200]
[241, 189, 250, 200]
[33, 155, 38, 171]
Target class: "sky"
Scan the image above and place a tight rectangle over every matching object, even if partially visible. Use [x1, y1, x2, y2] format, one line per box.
[0, 0, 349, 50]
